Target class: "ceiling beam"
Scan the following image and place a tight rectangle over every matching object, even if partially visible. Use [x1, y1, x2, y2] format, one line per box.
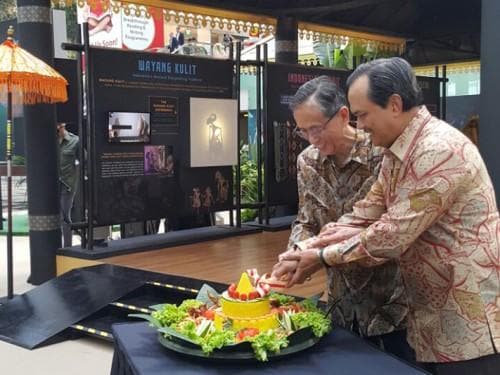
[424, 39, 480, 55]
[282, 0, 397, 16]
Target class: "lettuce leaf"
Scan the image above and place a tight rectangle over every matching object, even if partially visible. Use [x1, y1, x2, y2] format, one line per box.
[248, 330, 289, 362]
[176, 319, 198, 341]
[299, 298, 321, 312]
[199, 329, 236, 355]
[178, 299, 203, 312]
[269, 292, 296, 306]
[151, 304, 187, 327]
[290, 311, 331, 337]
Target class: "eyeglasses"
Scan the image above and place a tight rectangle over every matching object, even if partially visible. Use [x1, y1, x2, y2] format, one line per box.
[293, 107, 340, 141]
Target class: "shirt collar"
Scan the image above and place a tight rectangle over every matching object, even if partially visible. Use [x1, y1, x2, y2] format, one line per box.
[61, 130, 71, 143]
[318, 128, 371, 167]
[389, 105, 431, 162]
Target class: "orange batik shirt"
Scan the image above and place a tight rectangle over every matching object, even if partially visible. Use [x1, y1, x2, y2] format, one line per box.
[300, 106, 500, 362]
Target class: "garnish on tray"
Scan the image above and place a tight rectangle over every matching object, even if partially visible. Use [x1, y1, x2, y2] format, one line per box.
[131, 270, 331, 361]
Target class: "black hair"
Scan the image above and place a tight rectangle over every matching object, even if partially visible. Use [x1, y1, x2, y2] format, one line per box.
[289, 75, 346, 117]
[346, 57, 423, 111]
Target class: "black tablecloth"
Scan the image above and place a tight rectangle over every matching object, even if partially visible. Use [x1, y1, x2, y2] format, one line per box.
[111, 322, 428, 375]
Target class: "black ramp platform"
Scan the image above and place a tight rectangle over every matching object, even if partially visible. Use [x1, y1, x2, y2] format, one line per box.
[0, 264, 229, 350]
[0, 267, 143, 349]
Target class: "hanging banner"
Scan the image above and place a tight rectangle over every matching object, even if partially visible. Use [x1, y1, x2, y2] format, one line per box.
[121, 6, 165, 51]
[77, 1, 165, 51]
[77, 0, 122, 49]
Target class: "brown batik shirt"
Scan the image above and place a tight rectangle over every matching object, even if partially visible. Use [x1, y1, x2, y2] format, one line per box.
[288, 130, 408, 337]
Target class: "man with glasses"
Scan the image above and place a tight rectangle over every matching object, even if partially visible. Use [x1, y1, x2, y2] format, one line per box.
[275, 59, 500, 374]
[282, 76, 413, 361]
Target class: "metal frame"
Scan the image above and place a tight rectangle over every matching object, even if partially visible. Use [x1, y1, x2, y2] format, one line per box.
[5, 91, 13, 298]
[235, 41, 242, 227]
[83, 24, 96, 249]
[256, 45, 263, 224]
[61, 23, 95, 250]
[434, 65, 448, 120]
[263, 44, 270, 225]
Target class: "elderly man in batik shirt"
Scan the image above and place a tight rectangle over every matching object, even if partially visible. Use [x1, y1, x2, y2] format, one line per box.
[276, 58, 500, 375]
[284, 76, 411, 361]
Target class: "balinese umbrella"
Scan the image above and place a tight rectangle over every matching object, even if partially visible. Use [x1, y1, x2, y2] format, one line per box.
[0, 26, 68, 300]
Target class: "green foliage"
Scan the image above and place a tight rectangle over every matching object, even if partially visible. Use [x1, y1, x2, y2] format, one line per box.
[249, 330, 289, 362]
[151, 304, 188, 327]
[12, 155, 25, 166]
[333, 48, 348, 70]
[176, 320, 198, 341]
[133, 295, 332, 361]
[240, 145, 259, 203]
[238, 144, 261, 222]
[52, 3, 78, 44]
[178, 299, 203, 312]
[313, 39, 398, 70]
[199, 329, 235, 355]
[290, 311, 331, 337]
[269, 293, 296, 306]
[0, 0, 16, 22]
[313, 40, 335, 68]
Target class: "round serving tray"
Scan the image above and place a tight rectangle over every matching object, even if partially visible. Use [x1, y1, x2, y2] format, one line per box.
[157, 327, 322, 362]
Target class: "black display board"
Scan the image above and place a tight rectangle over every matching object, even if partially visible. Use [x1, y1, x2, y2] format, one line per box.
[416, 76, 441, 118]
[446, 95, 479, 129]
[264, 66, 442, 208]
[265, 63, 349, 206]
[91, 48, 234, 225]
[55, 58, 79, 128]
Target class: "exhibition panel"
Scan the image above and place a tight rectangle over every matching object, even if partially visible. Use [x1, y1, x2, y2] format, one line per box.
[91, 48, 235, 225]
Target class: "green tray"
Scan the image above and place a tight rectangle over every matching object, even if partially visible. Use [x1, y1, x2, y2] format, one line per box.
[158, 327, 322, 362]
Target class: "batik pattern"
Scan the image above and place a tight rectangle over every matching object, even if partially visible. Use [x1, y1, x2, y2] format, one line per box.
[313, 106, 500, 362]
[289, 130, 408, 336]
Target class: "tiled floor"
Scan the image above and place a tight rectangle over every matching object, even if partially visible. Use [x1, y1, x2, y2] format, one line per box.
[0, 236, 113, 375]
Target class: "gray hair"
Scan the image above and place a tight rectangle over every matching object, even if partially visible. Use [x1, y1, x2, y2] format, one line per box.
[289, 76, 347, 117]
[346, 57, 423, 111]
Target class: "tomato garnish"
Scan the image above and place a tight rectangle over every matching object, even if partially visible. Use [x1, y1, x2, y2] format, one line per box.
[202, 309, 215, 320]
[236, 328, 260, 341]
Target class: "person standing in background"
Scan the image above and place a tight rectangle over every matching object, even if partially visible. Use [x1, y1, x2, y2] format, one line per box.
[57, 123, 80, 247]
[168, 32, 178, 52]
[175, 25, 185, 47]
[223, 33, 232, 52]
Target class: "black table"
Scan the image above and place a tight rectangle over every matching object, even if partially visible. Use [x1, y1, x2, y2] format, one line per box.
[111, 322, 428, 375]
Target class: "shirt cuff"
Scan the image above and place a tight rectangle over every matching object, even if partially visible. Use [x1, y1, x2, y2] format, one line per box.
[295, 237, 316, 251]
[322, 234, 361, 266]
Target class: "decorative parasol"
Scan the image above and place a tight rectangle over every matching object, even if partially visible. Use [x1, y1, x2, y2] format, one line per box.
[0, 26, 68, 300]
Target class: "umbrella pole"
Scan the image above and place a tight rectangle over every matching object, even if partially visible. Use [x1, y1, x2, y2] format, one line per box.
[6, 91, 13, 299]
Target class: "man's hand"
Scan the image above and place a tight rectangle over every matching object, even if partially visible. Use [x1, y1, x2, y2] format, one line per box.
[279, 248, 323, 287]
[271, 248, 299, 284]
[309, 225, 363, 249]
